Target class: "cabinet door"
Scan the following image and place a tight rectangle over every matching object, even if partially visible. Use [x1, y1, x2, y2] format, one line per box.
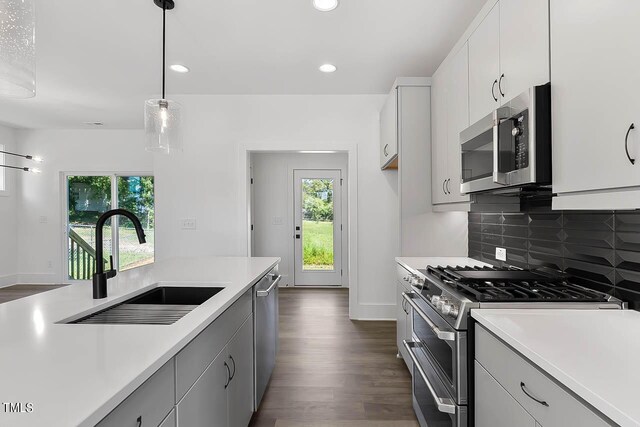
[447, 43, 471, 203]
[469, 3, 500, 124]
[431, 65, 449, 204]
[551, 0, 640, 194]
[499, 0, 549, 103]
[227, 316, 255, 427]
[177, 350, 229, 427]
[380, 88, 398, 169]
[475, 361, 536, 427]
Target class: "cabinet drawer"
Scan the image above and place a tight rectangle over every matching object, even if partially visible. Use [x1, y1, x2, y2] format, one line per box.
[475, 324, 612, 427]
[175, 289, 252, 401]
[98, 359, 175, 427]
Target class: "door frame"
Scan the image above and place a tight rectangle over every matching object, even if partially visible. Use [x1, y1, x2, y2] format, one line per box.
[292, 168, 344, 287]
[239, 144, 358, 318]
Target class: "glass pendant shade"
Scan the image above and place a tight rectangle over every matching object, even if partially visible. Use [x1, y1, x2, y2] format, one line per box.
[144, 99, 183, 153]
[0, 0, 36, 98]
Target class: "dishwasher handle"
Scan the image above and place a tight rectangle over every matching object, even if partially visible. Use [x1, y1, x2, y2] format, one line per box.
[257, 274, 281, 297]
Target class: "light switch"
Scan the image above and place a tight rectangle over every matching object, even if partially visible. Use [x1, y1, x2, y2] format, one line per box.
[272, 216, 283, 226]
[181, 218, 197, 230]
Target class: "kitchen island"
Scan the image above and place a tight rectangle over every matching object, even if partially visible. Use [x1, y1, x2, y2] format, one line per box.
[0, 256, 279, 427]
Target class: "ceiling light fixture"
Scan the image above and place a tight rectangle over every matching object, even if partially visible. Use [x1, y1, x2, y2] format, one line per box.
[1, 149, 43, 163]
[145, 0, 183, 154]
[170, 64, 190, 73]
[319, 64, 337, 73]
[0, 0, 36, 98]
[313, 0, 338, 12]
[83, 121, 104, 126]
[0, 165, 41, 173]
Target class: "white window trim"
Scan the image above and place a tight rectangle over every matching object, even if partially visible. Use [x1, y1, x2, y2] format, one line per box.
[0, 144, 8, 197]
[61, 171, 154, 283]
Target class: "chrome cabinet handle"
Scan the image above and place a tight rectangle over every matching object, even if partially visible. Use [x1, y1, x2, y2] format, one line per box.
[384, 144, 389, 157]
[492, 79, 498, 102]
[257, 275, 281, 297]
[498, 73, 505, 97]
[442, 179, 447, 195]
[445, 179, 451, 195]
[136, 415, 142, 427]
[625, 123, 636, 165]
[224, 361, 231, 389]
[402, 292, 455, 341]
[520, 382, 549, 407]
[403, 340, 457, 414]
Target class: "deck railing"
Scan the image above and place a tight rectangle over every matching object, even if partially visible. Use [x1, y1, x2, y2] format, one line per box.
[68, 228, 107, 280]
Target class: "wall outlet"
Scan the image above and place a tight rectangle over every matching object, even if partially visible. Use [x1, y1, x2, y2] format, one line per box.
[496, 247, 507, 262]
[181, 218, 197, 230]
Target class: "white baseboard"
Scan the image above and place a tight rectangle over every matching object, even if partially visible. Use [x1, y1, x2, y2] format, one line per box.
[0, 275, 20, 288]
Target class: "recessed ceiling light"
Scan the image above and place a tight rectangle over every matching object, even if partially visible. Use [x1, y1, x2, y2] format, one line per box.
[319, 64, 337, 73]
[83, 121, 104, 126]
[313, 0, 338, 12]
[170, 64, 190, 73]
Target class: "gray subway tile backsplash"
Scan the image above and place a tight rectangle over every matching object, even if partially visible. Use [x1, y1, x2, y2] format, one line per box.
[468, 209, 640, 310]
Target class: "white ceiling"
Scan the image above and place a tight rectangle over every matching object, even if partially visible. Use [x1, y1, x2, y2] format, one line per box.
[0, 0, 485, 129]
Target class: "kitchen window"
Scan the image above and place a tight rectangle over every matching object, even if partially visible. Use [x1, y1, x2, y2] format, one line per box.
[65, 173, 154, 281]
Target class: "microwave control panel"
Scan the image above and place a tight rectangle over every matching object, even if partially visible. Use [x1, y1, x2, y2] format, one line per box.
[513, 110, 529, 169]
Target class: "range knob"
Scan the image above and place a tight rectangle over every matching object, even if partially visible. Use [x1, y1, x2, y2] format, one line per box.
[512, 127, 523, 137]
[449, 305, 460, 317]
[431, 295, 441, 305]
[436, 299, 447, 310]
[441, 304, 453, 316]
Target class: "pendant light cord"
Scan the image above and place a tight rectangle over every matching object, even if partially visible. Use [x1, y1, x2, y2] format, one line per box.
[162, 0, 166, 100]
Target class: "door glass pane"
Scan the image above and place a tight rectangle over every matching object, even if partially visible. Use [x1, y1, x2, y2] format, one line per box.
[302, 178, 334, 271]
[117, 176, 155, 271]
[67, 176, 112, 280]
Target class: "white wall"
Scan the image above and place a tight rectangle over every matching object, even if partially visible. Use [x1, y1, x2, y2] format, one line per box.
[0, 124, 18, 285]
[12, 94, 468, 319]
[15, 129, 152, 283]
[251, 152, 349, 287]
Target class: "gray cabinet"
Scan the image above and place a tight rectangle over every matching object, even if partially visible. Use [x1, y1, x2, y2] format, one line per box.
[97, 359, 175, 427]
[475, 361, 536, 427]
[227, 316, 255, 427]
[177, 348, 230, 427]
[475, 324, 613, 427]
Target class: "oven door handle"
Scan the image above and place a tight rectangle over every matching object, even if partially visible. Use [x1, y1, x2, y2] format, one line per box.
[403, 340, 457, 415]
[257, 275, 281, 297]
[402, 292, 455, 342]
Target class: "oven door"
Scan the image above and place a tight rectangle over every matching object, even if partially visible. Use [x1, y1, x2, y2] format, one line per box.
[404, 340, 468, 427]
[403, 292, 467, 405]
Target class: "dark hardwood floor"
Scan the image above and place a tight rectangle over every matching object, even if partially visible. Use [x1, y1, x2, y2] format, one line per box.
[250, 288, 418, 427]
[0, 284, 68, 304]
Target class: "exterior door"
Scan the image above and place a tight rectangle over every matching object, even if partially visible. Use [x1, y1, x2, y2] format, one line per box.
[293, 170, 342, 286]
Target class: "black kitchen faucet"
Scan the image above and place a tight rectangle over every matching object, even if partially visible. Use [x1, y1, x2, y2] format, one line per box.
[92, 209, 146, 299]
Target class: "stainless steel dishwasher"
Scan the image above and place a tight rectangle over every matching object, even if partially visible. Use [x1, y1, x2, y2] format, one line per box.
[254, 266, 280, 409]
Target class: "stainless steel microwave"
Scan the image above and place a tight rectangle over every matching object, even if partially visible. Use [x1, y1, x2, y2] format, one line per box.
[460, 83, 551, 195]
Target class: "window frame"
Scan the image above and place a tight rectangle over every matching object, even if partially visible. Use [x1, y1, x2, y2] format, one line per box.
[0, 144, 7, 196]
[62, 171, 155, 283]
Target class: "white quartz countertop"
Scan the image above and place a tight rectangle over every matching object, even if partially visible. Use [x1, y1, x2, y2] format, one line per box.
[0, 256, 279, 427]
[472, 309, 640, 427]
[396, 256, 491, 274]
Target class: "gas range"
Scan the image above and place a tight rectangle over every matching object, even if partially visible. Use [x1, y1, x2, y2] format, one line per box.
[406, 264, 624, 331]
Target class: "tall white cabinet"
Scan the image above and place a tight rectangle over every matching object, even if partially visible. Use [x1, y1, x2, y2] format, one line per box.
[551, 0, 640, 210]
[432, 44, 472, 208]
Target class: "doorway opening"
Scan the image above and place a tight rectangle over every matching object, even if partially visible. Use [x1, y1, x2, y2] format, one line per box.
[249, 153, 348, 288]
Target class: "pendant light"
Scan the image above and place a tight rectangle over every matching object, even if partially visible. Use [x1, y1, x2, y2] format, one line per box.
[145, 0, 183, 154]
[0, 0, 36, 98]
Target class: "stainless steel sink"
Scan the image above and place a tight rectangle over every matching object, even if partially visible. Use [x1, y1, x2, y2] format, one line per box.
[68, 287, 224, 325]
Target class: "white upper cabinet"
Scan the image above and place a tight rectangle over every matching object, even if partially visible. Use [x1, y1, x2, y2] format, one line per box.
[380, 88, 399, 169]
[431, 67, 449, 205]
[447, 43, 472, 203]
[551, 0, 640, 205]
[499, 0, 549, 102]
[468, 4, 500, 124]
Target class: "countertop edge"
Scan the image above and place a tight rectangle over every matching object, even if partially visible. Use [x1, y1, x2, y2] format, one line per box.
[79, 258, 280, 427]
[471, 310, 635, 427]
